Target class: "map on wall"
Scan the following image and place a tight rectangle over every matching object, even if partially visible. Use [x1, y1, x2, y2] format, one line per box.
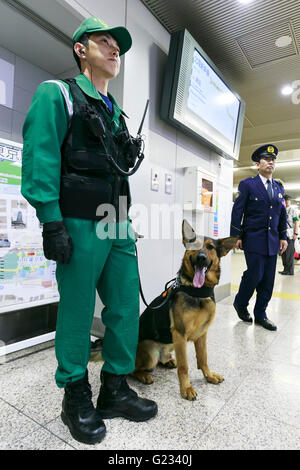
[0, 137, 59, 312]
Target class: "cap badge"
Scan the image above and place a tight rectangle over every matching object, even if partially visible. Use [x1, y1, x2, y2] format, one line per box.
[267, 146, 274, 153]
[93, 18, 108, 27]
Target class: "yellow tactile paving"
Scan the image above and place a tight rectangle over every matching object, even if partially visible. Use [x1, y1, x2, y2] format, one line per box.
[231, 284, 300, 301]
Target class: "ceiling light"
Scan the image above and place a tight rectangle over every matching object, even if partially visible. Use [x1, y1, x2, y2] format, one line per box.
[281, 85, 294, 95]
[275, 36, 293, 48]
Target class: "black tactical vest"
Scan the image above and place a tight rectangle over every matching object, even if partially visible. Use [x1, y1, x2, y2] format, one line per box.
[59, 78, 131, 221]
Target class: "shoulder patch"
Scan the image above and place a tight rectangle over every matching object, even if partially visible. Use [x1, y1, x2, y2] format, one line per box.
[43, 80, 73, 118]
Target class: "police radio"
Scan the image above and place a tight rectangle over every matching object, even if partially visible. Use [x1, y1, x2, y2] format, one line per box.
[107, 99, 149, 177]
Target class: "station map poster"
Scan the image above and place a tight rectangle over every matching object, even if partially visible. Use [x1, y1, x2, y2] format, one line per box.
[0, 137, 59, 312]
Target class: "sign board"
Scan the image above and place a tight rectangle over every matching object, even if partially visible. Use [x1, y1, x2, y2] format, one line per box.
[0, 137, 59, 313]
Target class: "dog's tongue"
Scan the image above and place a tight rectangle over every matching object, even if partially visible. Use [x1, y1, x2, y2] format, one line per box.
[193, 267, 206, 288]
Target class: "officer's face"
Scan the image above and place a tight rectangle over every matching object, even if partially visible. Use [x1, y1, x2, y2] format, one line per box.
[256, 156, 276, 177]
[86, 33, 121, 78]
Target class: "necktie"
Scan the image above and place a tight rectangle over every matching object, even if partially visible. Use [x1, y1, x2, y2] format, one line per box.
[267, 179, 273, 200]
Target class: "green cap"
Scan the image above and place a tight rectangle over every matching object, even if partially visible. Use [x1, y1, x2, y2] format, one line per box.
[72, 17, 132, 55]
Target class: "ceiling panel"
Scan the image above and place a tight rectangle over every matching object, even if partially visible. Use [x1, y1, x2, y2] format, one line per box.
[236, 20, 298, 68]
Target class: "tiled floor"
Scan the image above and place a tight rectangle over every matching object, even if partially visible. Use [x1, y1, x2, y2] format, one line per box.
[0, 253, 300, 450]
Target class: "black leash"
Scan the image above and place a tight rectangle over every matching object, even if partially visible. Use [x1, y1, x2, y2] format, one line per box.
[135, 242, 176, 310]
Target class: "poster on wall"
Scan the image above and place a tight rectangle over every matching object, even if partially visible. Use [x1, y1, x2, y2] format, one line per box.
[0, 137, 59, 312]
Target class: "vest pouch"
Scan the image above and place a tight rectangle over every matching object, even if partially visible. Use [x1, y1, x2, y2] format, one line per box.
[59, 174, 113, 220]
[68, 149, 111, 176]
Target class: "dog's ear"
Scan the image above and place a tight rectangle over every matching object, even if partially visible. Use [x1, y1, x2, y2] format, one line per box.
[217, 236, 238, 257]
[182, 220, 197, 247]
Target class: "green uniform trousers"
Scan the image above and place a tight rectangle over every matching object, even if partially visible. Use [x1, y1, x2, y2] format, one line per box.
[54, 218, 139, 388]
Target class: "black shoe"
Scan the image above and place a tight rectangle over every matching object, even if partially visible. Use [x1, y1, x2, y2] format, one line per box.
[97, 370, 158, 422]
[61, 371, 106, 445]
[278, 271, 293, 275]
[254, 317, 277, 331]
[233, 301, 252, 323]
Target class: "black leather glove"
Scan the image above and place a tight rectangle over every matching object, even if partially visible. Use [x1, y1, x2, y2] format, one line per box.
[42, 221, 73, 264]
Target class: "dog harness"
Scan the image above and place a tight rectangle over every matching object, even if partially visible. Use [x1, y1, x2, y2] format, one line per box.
[138, 278, 215, 344]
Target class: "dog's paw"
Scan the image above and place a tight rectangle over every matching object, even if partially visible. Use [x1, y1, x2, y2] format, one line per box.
[141, 373, 154, 384]
[131, 371, 154, 385]
[159, 359, 177, 369]
[205, 372, 224, 384]
[181, 386, 197, 401]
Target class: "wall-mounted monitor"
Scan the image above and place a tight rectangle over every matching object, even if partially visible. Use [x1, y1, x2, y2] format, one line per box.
[161, 29, 245, 161]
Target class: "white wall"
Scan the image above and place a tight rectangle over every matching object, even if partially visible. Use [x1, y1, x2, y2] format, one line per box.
[0, 45, 53, 143]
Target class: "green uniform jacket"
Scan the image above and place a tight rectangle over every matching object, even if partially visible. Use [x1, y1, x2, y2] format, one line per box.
[21, 73, 125, 224]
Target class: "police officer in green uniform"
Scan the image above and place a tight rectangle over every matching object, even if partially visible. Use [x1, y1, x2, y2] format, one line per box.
[21, 17, 157, 445]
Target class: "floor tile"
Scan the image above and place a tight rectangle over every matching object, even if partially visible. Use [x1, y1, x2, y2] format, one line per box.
[223, 360, 300, 429]
[3, 426, 75, 450]
[0, 398, 40, 449]
[200, 406, 300, 450]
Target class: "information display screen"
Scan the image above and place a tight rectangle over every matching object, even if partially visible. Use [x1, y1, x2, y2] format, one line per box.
[161, 29, 245, 160]
[187, 49, 241, 154]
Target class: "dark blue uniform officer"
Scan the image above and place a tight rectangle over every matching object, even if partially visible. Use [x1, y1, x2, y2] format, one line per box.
[230, 144, 288, 331]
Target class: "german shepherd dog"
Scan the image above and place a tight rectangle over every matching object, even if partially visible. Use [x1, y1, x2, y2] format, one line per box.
[131, 220, 237, 400]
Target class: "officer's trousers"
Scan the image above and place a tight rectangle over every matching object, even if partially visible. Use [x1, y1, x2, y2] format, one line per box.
[235, 251, 277, 320]
[54, 218, 139, 388]
[281, 239, 295, 274]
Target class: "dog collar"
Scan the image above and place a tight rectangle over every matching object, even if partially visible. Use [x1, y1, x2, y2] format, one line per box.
[178, 284, 215, 301]
[162, 276, 215, 302]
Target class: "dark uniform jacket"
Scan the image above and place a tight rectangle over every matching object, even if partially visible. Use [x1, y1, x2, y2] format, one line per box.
[230, 174, 287, 256]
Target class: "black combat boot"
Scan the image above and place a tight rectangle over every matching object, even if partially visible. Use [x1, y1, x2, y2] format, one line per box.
[96, 370, 158, 422]
[61, 370, 106, 445]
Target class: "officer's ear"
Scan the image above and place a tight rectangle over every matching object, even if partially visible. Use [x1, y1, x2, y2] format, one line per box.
[74, 42, 86, 59]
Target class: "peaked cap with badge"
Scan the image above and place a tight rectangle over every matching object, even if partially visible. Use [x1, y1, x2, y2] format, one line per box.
[230, 142, 287, 328]
[251, 144, 278, 162]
